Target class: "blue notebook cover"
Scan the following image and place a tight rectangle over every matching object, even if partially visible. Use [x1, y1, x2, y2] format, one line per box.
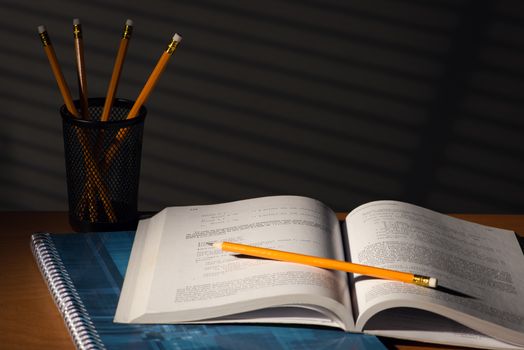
[31, 231, 386, 350]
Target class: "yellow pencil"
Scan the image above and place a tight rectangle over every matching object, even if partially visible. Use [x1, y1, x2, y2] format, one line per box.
[38, 25, 79, 117]
[101, 19, 134, 122]
[126, 33, 182, 119]
[213, 241, 437, 288]
[38, 24, 115, 222]
[73, 18, 89, 119]
[103, 33, 182, 166]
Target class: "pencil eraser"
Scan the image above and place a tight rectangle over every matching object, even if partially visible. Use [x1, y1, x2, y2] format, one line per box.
[73, 18, 80, 25]
[429, 277, 437, 288]
[173, 33, 182, 43]
[37, 25, 46, 34]
[126, 19, 133, 26]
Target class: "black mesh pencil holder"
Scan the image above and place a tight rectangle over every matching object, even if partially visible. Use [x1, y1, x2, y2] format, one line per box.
[61, 98, 147, 232]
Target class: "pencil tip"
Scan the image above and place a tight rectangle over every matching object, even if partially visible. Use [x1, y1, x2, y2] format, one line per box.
[73, 18, 80, 25]
[206, 242, 213, 246]
[126, 19, 133, 26]
[37, 25, 46, 34]
[173, 33, 182, 43]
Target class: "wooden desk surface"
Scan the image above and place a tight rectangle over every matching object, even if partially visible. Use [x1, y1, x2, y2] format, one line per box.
[0, 211, 523, 350]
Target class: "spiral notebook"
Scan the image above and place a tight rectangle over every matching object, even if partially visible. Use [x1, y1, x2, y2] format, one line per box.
[30, 231, 385, 350]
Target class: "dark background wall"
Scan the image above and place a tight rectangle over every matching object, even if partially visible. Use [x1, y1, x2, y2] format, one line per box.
[1, 0, 523, 213]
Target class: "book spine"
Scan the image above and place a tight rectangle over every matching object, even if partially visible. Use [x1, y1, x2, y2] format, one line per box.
[31, 233, 106, 350]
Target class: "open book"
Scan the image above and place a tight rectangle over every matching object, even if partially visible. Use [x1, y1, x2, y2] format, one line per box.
[115, 196, 524, 349]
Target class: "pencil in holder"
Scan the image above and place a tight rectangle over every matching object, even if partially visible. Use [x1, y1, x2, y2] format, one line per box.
[61, 97, 147, 232]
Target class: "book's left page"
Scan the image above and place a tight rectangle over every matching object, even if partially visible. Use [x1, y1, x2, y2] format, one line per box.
[115, 195, 354, 329]
[32, 231, 384, 350]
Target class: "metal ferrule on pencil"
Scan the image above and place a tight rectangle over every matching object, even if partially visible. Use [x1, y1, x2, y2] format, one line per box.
[412, 274, 432, 287]
[73, 24, 82, 39]
[166, 38, 179, 54]
[39, 31, 51, 47]
[123, 24, 133, 39]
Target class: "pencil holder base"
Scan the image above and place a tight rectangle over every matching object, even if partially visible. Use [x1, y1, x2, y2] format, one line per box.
[61, 97, 147, 233]
[69, 215, 139, 232]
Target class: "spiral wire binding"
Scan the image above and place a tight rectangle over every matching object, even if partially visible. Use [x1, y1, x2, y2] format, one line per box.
[31, 233, 106, 350]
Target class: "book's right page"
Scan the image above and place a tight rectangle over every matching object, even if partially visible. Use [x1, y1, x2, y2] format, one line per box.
[344, 201, 524, 349]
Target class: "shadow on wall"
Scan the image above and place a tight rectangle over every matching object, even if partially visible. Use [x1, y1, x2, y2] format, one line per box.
[0, 0, 522, 213]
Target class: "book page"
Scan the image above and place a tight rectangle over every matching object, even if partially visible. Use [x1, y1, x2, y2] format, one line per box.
[345, 201, 524, 347]
[118, 196, 353, 328]
[364, 308, 523, 350]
